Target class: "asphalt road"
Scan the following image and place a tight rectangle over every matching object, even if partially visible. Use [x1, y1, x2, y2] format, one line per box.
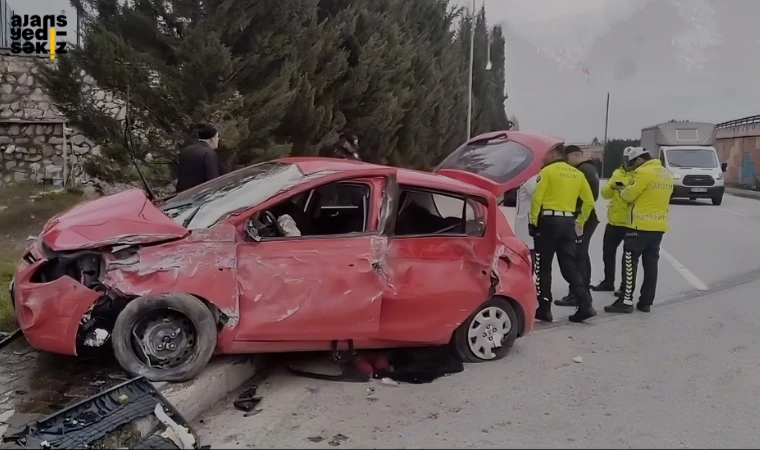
[194, 192, 760, 448]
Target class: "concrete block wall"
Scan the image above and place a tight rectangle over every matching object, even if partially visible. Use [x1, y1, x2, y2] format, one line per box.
[0, 52, 124, 186]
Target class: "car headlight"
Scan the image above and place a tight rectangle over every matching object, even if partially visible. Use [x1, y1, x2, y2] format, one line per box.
[716, 174, 723, 180]
[671, 173, 682, 180]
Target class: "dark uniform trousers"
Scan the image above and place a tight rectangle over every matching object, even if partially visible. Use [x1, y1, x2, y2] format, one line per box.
[620, 230, 664, 306]
[601, 224, 628, 287]
[576, 214, 599, 287]
[534, 215, 594, 309]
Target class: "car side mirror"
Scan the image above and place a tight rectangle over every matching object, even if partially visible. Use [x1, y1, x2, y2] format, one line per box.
[721, 162, 727, 173]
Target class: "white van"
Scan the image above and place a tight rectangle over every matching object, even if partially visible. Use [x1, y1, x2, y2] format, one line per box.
[642, 122, 727, 206]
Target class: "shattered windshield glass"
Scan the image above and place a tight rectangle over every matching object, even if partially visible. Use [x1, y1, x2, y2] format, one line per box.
[161, 162, 306, 229]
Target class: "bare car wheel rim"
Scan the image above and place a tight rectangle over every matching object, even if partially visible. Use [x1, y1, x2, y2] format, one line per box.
[131, 309, 197, 370]
[467, 306, 511, 360]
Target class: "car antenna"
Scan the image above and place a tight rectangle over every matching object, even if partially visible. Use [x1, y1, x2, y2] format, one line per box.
[123, 85, 156, 201]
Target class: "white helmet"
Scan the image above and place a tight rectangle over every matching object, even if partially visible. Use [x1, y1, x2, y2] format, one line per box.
[623, 147, 634, 160]
[627, 146, 648, 161]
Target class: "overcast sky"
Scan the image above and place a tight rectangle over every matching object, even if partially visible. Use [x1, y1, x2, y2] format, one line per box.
[456, 0, 760, 142]
[10, 0, 759, 143]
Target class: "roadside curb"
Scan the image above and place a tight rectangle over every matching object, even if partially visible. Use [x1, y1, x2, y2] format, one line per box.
[726, 187, 760, 200]
[153, 354, 262, 423]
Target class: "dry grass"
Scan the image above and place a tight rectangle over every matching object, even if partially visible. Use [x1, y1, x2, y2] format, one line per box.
[0, 182, 87, 332]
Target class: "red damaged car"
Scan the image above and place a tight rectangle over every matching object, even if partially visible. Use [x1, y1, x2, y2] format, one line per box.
[10, 131, 560, 382]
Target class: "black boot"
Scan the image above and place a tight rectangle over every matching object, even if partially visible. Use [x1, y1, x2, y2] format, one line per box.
[554, 293, 578, 307]
[592, 280, 615, 292]
[604, 300, 633, 314]
[569, 306, 597, 323]
[535, 302, 553, 323]
[614, 290, 621, 297]
[636, 302, 651, 313]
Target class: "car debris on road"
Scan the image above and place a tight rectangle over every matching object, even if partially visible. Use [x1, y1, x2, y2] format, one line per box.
[1, 376, 199, 450]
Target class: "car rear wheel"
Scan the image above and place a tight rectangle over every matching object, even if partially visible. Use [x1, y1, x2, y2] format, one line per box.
[451, 297, 518, 363]
[112, 293, 217, 382]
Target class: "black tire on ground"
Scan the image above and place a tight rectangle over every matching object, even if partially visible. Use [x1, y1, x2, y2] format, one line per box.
[451, 297, 519, 363]
[689, 197, 696, 201]
[712, 196, 723, 206]
[112, 293, 217, 382]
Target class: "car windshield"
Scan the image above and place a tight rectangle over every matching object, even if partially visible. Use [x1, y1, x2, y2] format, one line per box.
[666, 149, 719, 168]
[436, 139, 534, 183]
[160, 162, 306, 229]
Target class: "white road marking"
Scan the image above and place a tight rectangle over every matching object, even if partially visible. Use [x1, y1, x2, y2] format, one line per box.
[660, 247, 709, 291]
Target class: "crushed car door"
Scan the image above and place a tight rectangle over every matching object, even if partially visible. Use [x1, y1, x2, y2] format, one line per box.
[233, 175, 395, 342]
[378, 189, 497, 344]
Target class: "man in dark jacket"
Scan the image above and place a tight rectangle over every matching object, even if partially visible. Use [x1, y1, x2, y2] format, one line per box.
[176, 123, 221, 193]
[318, 132, 360, 160]
[555, 145, 600, 307]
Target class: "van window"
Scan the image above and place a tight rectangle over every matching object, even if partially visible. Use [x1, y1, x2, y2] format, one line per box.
[665, 149, 718, 169]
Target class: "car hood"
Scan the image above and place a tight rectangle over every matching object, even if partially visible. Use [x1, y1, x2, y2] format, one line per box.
[40, 188, 189, 251]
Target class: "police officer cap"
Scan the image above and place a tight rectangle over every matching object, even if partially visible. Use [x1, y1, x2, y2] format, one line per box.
[626, 146, 648, 161]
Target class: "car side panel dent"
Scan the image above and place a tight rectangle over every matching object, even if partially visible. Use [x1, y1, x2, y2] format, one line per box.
[102, 227, 239, 328]
[234, 235, 388, 341]
[491, 239, 537, 336]
[380, 237, 493, 344]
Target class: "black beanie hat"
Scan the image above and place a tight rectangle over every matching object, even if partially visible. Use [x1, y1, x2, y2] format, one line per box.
[195, 123, 218, 140]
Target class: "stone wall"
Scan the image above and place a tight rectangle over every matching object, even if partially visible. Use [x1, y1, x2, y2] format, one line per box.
[0, 52, 123, 186]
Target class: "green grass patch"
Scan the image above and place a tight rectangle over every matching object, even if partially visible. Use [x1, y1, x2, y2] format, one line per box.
[0, 182, 89, 332]
[0, 250, 20, 333]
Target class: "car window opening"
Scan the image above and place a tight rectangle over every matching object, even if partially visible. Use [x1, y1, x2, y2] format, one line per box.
[246, 181, 371, 240]
[394, 189, 486, 237]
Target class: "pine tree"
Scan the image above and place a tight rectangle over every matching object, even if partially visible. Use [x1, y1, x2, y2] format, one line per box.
[38, 0, 513, 185]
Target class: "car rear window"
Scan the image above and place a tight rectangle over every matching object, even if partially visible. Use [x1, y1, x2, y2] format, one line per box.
[437, 139, 534, 184]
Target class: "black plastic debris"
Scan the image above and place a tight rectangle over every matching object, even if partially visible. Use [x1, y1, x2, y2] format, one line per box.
[328, 433, 348, 447]
[287, 347, 464, 385]
[377, 347, 465, 384]
[2, 376, 197, 449]
[0, 329, 21, 350]
[233, 387, 262, 414]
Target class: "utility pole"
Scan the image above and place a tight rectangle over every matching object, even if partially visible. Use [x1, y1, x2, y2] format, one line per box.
[466, 0, 476, 141]
[602, 92, 610, 177]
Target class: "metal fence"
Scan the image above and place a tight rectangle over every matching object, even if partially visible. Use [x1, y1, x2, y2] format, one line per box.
[0, 0, 14, 48]
[716, 115, 760, 130]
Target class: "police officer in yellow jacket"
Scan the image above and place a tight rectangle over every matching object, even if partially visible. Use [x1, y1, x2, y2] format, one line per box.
[592, 147, 635, 293]
[529, 144, 597, 323]
[605, 147, 674, 314]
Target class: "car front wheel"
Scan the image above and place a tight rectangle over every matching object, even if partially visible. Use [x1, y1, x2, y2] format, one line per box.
[112, 293, 218, 382]
[451, 297, 519, 363]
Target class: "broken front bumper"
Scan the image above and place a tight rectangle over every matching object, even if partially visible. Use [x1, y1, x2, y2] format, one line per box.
[14, 256, 101, 356]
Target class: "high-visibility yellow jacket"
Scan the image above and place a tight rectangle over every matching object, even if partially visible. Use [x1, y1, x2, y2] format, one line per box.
[530, 161, 595, 227]
[620, 159, 674, 232]
[601, 167, 633, 227]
